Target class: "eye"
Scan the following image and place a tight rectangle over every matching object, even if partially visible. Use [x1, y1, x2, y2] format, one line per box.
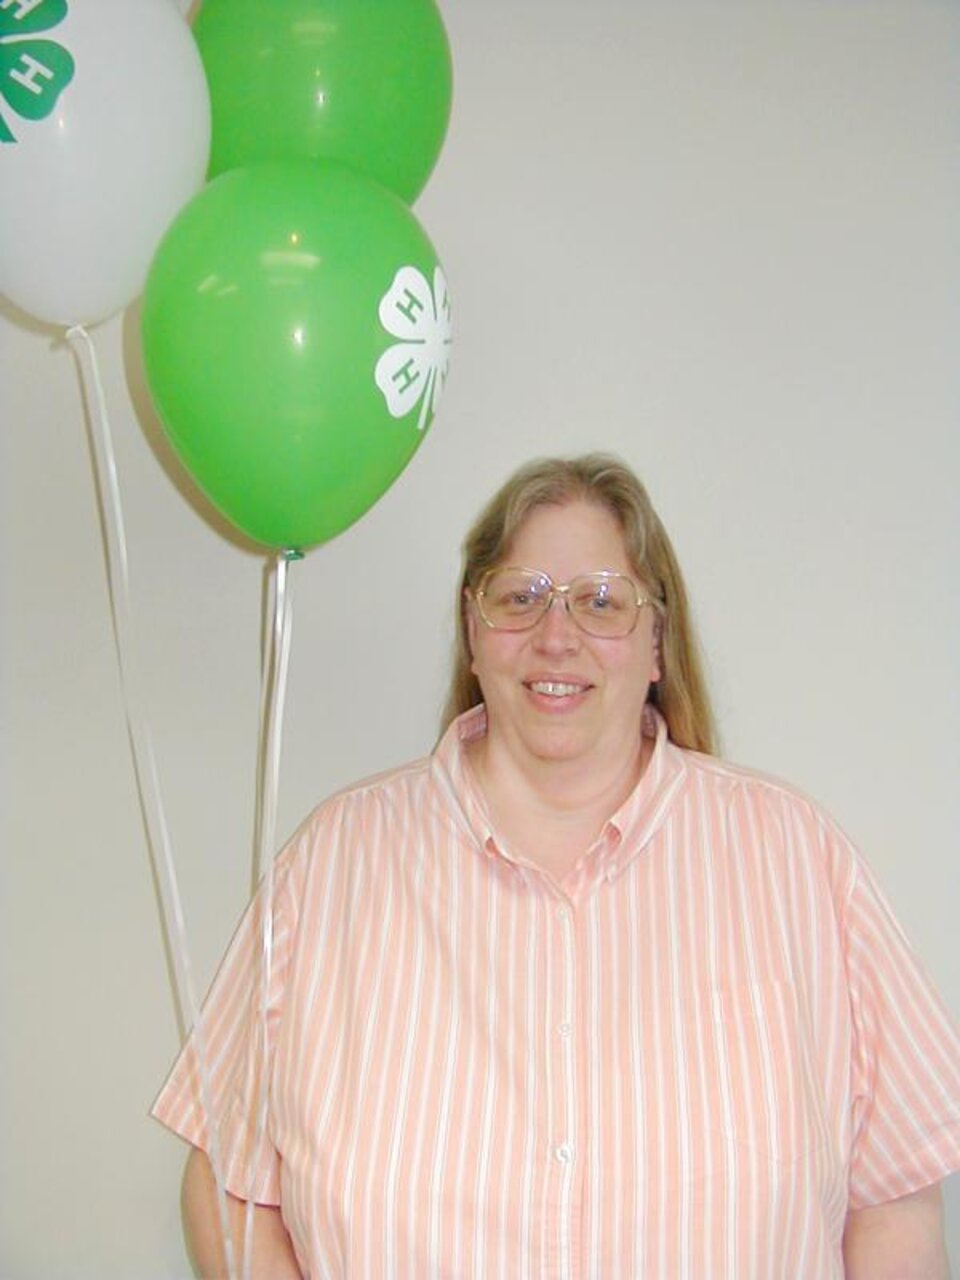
[486, 572, 548, 614]
[575, 586, 623, 612]
[506, 588, 536, 608]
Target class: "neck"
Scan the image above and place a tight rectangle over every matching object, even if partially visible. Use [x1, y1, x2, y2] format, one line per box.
[466, 727, 653, 876]
[477, 732, 649, 810]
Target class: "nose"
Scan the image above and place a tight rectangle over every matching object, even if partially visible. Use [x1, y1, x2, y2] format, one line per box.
[533, 592, 580, 650]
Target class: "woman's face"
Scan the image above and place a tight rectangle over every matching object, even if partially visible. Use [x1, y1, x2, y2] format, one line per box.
[467, 499, 661, 772]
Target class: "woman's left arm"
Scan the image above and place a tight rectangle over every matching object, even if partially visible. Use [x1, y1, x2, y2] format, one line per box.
[843, 1183, 950, 1280]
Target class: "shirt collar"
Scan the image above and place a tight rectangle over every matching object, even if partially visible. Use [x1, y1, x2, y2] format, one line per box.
[603, 708, 688, 870]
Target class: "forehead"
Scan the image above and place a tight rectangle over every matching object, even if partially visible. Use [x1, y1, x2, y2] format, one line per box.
[504, 499, 632, 576]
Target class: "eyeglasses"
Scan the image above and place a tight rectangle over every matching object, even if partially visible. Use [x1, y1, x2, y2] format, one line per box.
[473, 567, 664, 639]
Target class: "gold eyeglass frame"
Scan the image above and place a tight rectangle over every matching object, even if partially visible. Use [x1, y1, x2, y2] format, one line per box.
[473, 566, 665, 638]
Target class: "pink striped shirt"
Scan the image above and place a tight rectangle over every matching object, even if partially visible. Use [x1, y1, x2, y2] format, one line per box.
[153, 708, 960, 1278]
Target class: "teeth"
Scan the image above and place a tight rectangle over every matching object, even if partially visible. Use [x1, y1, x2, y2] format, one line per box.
[529, 681, 584, 697]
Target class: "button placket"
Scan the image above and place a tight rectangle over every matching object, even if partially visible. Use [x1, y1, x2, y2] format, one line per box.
[552, 895, 578, 1275]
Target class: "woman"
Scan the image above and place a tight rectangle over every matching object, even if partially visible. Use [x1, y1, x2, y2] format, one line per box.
[157, 455, 960, 1278]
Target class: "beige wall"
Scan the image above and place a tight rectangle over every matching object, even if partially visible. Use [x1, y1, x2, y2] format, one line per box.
[2, 1, 957, 1273]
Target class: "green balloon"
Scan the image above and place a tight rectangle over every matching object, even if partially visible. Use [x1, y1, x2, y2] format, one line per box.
[141, 161, 452, 551]
[194, 0, 453, 204]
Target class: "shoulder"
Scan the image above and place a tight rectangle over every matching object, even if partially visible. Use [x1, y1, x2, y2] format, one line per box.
[680, 745, 840, 824]
[264, 754, 440, 908]
[299, 752, 436, 835]
[674, 744, 862, 887]
[328, 753, 435, 804]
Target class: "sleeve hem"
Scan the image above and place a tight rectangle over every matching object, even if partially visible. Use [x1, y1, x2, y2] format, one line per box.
[150, 1103, 283, 1208]
[848, 1138, 960, 1212]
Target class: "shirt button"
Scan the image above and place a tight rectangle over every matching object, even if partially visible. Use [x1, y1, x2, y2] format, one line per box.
[557, 1021, 572, 1038]
[605, 863, 619, 882]
[554, 1143, 574, 1164]
[556, 905, 571, 922]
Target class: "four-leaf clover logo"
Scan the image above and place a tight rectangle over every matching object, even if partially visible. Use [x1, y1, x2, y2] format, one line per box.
[0, 0, 74, 144]
[375, 265, 452, 432]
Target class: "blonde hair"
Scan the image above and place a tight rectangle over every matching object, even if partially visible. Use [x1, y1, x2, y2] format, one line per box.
[440, 454, 717, 754]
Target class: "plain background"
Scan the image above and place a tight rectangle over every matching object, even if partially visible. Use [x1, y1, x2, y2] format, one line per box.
[1, 0, 957, 1275]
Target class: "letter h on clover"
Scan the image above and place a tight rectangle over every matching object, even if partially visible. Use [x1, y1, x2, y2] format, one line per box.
[0, 0, 74, 144]
[375, 265, 452, 433]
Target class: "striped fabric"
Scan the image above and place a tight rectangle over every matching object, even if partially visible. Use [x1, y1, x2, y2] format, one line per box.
[153, 708, 960, 1279]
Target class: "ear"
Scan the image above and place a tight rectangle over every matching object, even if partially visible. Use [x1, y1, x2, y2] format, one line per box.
[650, 616, 663, 684]
[465, 592, 480, 668]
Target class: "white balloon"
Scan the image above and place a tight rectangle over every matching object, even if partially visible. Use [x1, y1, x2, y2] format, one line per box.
[0, 0, 210, 327]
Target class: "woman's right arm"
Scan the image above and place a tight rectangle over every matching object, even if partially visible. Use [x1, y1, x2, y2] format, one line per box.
[181, 1146, 303, 1280]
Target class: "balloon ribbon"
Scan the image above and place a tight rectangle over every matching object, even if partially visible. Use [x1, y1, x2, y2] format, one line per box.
[67, 325, 297, 1280]
[242, 550, 297, 1280]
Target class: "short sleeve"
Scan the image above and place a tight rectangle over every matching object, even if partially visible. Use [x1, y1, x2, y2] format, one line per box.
[151, 839, 302, 1206]
[844, 853, 960, 1209]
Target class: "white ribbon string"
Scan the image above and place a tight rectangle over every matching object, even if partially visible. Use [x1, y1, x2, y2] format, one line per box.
[242, 551, 297, 1280]
[65, 325, 239, 1280]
